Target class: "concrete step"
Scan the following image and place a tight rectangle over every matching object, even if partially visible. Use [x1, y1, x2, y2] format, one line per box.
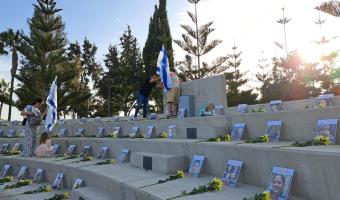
[71, 186, 118, 200]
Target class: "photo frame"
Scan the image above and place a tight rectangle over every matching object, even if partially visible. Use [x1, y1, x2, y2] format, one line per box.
[95, 117, 101, 123]
[269, 100, 282, 112]
[129, 127, 140, 138]
[17, 166, 28, 180]
[0, 164, 11, 179]
[189, 155, 205, 178]
[97, 127, 105, 138]
[1, 143, 9, 152]
[75, 128, 84, 137]
[112, 127, 121, 138]
[317, 94, 334, 107]
[97, 146, 109, 159]
[222, 160, 243, 187]
[168, 125, 176, 139]
[112, 116, 120, 122]
[66, 145, 76, 156]
[52, 144, 59, 156]
[52, 173, 64, 189]
[8, 128, 15, 137]
[265, 121, 282, 142]
[315, 119, 338, 144]
[59, 128, 67, 137]
[145, 125, 155, 139]
[72, 178, 83, 190]
[178, 108, 186, 118]
[12, 143, 21, 152]
[148, 113, 157, 120]
[231, 123, 246, 141]
[237, 104, 247, 113]
[266, 166, 294, 200]
[79, 117, 87, 124]
[117, 148, 130, 164]
[80, 145, 91, 158]
[214, 105, 225, 115]
[33, 168, 44, 183]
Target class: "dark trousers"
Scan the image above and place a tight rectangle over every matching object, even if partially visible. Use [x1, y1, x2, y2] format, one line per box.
[134, 93, 149, 118]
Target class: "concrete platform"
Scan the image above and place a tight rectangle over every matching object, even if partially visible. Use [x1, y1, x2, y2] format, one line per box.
[72, 186, 117, 200]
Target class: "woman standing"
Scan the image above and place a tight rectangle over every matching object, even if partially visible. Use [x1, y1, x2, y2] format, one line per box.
[21, 98, 44, 157]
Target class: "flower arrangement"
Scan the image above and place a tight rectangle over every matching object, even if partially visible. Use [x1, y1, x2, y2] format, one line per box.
[46, 192, 70, 200]
[96, 159, 115, 165]
[1, 150, 21, 156]
[22, 185, 52, 194]
[4, 179, 32, 190]
[0, 176, 13, 185]
[292, 135, 331, 147]
[159, 132, 168, 138]
[246, 135, 269, 143]
[63, 154, 80, 160]
[207, 134, 231, 142]
[251, 108, 266, 113]
[243, 191, 270, 200]
[158, 170, 185, 184]
[80, 156, 93, 162]
[182, 178, 223, 196]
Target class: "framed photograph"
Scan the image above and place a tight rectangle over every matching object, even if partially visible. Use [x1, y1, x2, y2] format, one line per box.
[1, 143, 9, 152]
[95, 117, 101, 123]
[17, 166, 28, 180]
[33, 169, 44, 183]
[266, 166, 294, 200]
[97, 146, 109, 159]
[129, 127, 139, 138]
[231, 123, 246, 141]
[80, 145, 91, 158]
[52, 173, 64, 189]
[72, 178, 83, 190]
[178, 108, 186, 118]
[0, 164, 11, 179]
[237, 104, 247, 113]
[168, 125, 176, 139]
[148, 113, 157, 120]
[79, 117, 87, 124]
[265, 121, 282, 142]
[97, 127, 105, 138]
[269, 100, 282, 112]
[76, 128, 84, 137]
[215, 105, 225, 115]
[315, 119, 338, 143]
[117, 148, 130, 164]
[12, 143, 21, 152]
[189, 155, 205, 178]
[66, 145, 76, 156]
[222, 160, 243, 187]
[59, 128, 67, 137]
[112, 115, 120, 122]
[317, 94, 334, 107]
[52, 144, 59, 156]
[112, 127, 120, 138]
[58, 119, 65, 125]
[146, 125, 155, 139]
[8, 128, 15, 137]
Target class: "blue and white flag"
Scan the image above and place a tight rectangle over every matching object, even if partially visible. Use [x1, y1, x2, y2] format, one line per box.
[45, 77, 57, 132]
[156, 46, 172, 91]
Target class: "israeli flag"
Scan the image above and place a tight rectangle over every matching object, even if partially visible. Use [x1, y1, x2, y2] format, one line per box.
[156, 46, 172, 91]
[45, 77, 57, 132]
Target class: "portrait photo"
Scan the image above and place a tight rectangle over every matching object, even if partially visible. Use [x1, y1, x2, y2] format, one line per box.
[267, 167, 294, 200]
[189, 155, 205, 177]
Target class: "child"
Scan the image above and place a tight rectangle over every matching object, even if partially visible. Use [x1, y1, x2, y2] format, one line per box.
[35, 131, 52, 157]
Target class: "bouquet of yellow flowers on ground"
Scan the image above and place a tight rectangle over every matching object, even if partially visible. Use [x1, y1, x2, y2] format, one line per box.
[246, 135, 269, 143]
[182, 178, 224, 196]
[80, 156, 93, 162]
[159, 132, 168, 138]
[243, 191, 270, 200]
[0, 176, 13, 185]
[292, 135, 331, 147]
[46, 192, 70, 200]
[23, 185, 52, 194]
[4, 179, 32, 190]
[207, 134, 231, 142]
[96, 159, 116, 165]
[158, 170, 185, 184]
[1, 150, 21, 156]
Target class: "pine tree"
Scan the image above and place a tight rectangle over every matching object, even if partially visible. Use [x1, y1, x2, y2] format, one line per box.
[15, 0, 89, 115]
[225, 44, 257, 107]
[81, 38, 102, 87]
[276, 7, 291, 59]
[0, 79, 10, 117]
[256, 51, 271, 103]
[143, 0, 174, 76]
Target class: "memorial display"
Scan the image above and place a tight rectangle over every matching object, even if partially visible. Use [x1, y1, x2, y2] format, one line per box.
[52, 173, 64, 189]
[269, 100, 282, 112]
[222, 160, 243, 187]
[66, 145, 76, 156]
[7, 128, 15, 137]
[237, 104, 247, 113]
[72, 178, 83, 190]
[231, 123, 246, 141]
[265, 121, 282, 142]
[12, 143, 21, 152]
[0, 144, 9, 152]
[75, 128, 85, 137]
[97, 146, 109, 159]
[0, 164, 11, 179]
[315, 119, 337, 143]
[33, 169, 44, 183]
[97, 127, 105, 137]
[51, 144, 59, 156]
[317, 94, 334, 107]
[189, 155, 205, 177]
[129, 127, 140, 138]
[112, 126, 121, 138]
[58, 128, 67, 137]
[117, 148, 130, 164]
[266, 166, 294, 200]
[80, 145, 91, 158]
[16, 166, 28, 180]
[168, 125, 176, 138]
[146, 125, 155, 139]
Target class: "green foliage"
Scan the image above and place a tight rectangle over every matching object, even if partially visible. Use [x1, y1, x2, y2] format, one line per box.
[174, 0, 227, 81]
[4, 179, 32, 190]
[97, 26, 144, 116]
[226, 45, 258, 107]
[23, 185, 52, 194]
[14, 0, 90, 116]
[0, 176, 13, 185]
